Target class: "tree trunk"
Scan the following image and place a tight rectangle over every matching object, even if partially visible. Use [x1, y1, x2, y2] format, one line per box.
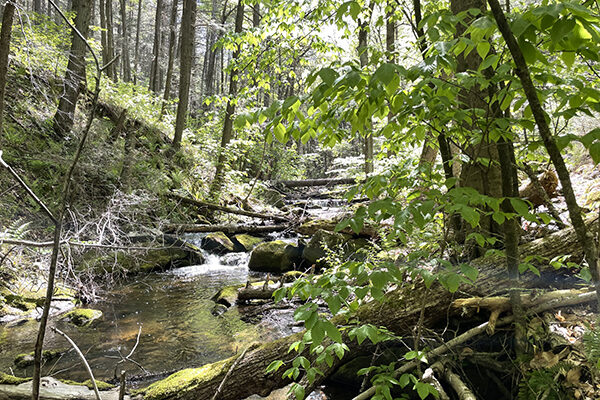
[0, 0, 16, 141]
[149, 0, 163, 92]
[358, 8, 373, 176]
[133, 0, 142, 84]
[99, 0, 109, 73]
[487, 0, 600, 308]
[385, 0, 394, 63]
[119, 0, 131, 82]
[273, 177, 359, 188]
[161, 0, 178, 113]
[52, 0, 93, 137]
[171, 0, 195, 149]
[164, 223, 288, 234]
[142, 221, 594, 400]
[105, 0, 117, 80]
[208, 0, 244, 198]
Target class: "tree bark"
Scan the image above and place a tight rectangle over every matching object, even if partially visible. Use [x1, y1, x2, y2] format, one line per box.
[172, 0, 195, 150]
[487, 0, 600, 308]
[0, 0, 16, 141]
[133, 0, 142, 83]
[149, 0, 163, 92]
[52, 0, 93, 137]
[357, 8, 373, 176]
[105, 0, 117, 80]
[208, 0, 244, 197]
[119, 0, 131, 82]
[99, 0, 109, 72]
[142, 220, 595, 400]
[160, 0, 178, 117]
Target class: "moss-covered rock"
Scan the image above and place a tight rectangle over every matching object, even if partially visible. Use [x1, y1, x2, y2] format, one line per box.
[142, 359, 232, 400]
[202, 232, 235, 254]
[232, 234, 264, 252]
[248, 241, 303, 273]
[63, 308, 103, 327]
[0, 372, 30, 385]
[80, 245, 205, 276]
[211, 285, 242, 307]
[14, 349, 66, 369]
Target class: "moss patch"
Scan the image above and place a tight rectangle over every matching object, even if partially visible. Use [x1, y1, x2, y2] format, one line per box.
[0, 372, 30, 385]
[63, 308, 103, 327]
[14, 349, 66, 368]
[59, 379, 114, 391]
[143, 359, 232, 400]
[232, 234, 264, 252]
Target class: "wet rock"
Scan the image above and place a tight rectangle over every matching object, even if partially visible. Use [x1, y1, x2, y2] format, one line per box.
[248, 241, 303, 273]
[80, 243, 205, 275]
[211, 303, 228, 316]
[211, 285, 242, 308]
[14, 350, 66, 369]
[203, 232, 235, 254]
[62, 308, 103, 327]
[232, 234, 264, 252]
[0, 376, 125, 400]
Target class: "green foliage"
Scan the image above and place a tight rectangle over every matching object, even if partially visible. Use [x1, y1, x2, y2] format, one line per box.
[584, 322, 600, 369]
[518, 363, 573, 400]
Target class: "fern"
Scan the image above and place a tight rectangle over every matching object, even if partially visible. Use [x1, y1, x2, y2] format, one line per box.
[584, 322, 600, 369]
[3, 219, 31, 240]
[518, 363, 571, 400]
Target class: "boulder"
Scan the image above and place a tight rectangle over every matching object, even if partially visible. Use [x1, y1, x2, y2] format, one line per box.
[62, 308, 103, 327]
[203, 232, 235, 254]
[248, 241, 303, 273]
[232, 234, 264, 252]
[14, 350, 65, 369]
[211, 285, 242, 307]
[80, 243, 205, 276]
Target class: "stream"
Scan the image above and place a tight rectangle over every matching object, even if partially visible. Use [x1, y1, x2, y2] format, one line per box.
[0, 237, 292, 385]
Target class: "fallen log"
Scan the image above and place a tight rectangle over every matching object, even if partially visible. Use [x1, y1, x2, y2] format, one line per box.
[166, 193, 289, 222]
[163, 224, 288, 234]
[237, 287, 277, 303]
[272, 177, 359, 188]
[141, 220, 595, 400]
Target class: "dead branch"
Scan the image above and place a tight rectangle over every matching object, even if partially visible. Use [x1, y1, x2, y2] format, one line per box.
[272, 177, 359, 188]
[164, 223, 288, 234]
[211, 346, 253, 400]
[432, 361, 476, 400]
[351, 289, 597, 400]
[51, 327, 102, 400]
[167, 192, 289, 222]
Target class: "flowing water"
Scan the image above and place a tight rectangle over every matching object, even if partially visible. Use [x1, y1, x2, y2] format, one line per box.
[0, 246, 281, 385]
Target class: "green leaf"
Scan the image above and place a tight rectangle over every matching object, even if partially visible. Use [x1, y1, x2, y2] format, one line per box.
[492, 211, 505, 225]
[274, 122, 286, 143]
[266, 360, 283, 374]
[476, 42, 490, 59]
[510, 198, 530, 216]
[370, 271, 389, 290]
[590, 142, 600, 164]
[311, 320, 325, 346]
[415, 382, 431, 400]
[318, 68, 338, 86]
[480, 53, 499, 70]
[324, 320, 342, 343]
[374, 63, 396, 85]
[292, 383, 305, 400]
[460, 264, 479, 282]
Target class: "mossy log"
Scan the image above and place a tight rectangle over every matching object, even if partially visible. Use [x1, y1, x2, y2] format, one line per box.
[164, 224, 288, 234]
[142, 222, 593, 400]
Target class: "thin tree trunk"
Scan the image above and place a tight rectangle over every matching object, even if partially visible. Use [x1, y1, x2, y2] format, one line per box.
[358, 7, 373, 176]
[119, 0, 131, 82]
[385, 0, 394, 63]
[99, 0, 109, 71]
[149, 0, 163, 92]
[172, 0, 195, 149]
[208, 0, 244, 198]
[52, 0, 93, 137]
[487, 0, 600, 308]
[133, 0, 141, 84]
[161, 0, 178, 109]
[105, 0, 116, 80]
[0, 0, 16, 140]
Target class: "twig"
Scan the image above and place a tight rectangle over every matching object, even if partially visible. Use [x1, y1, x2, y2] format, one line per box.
[51, 327, 102, 400]
[211, 346, 252, 400]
